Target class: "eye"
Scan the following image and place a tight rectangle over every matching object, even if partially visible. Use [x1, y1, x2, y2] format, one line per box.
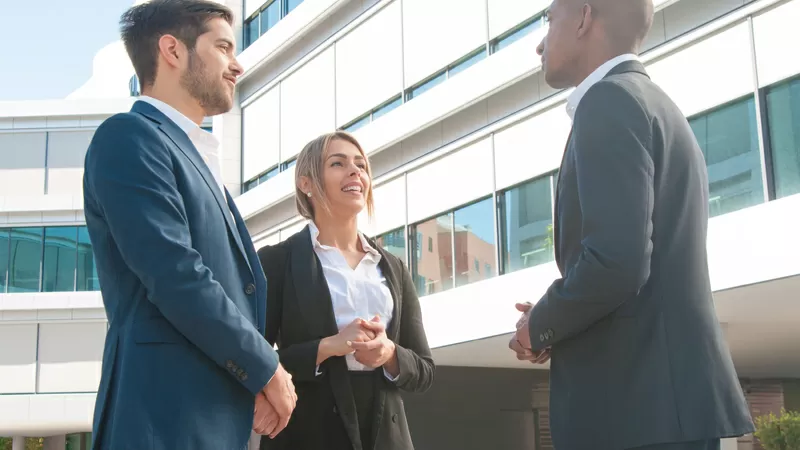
[330, 161, 343, 167]
[357, 163, 367, 169]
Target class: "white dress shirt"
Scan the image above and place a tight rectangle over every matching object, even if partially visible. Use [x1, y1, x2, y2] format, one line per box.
[565, 53, 640, 120]
[308, 221, 398, 380]
[138, 96, 227, 197]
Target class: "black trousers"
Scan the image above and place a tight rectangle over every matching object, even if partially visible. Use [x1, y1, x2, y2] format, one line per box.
[628, 439, 721, 450]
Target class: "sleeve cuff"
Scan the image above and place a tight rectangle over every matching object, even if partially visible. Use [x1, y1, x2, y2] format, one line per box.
[383, 367, 399, 382]
[315, 365, 323, 377]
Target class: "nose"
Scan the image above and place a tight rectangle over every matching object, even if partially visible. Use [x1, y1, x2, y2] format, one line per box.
[230, 57, 244, 78]
[536, 39, 545, 56]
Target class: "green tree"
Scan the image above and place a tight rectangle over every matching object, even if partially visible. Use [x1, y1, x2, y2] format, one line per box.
[755, 409, 800, 450]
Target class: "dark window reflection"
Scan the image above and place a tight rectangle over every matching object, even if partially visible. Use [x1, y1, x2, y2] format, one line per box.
[766, 76, 800, 199]
[261, 0, 281, 35]
[0, 229, 8, 293]
[43, 227, 78, 292]
[375, 228, 406, 265]
[77, 227, 99, 292]
[284, 0, 302, 14]
[689, 97, 764, 217]
[8, 227, 43, 293]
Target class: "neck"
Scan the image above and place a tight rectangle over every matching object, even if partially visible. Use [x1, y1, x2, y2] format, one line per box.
[574, 43, 636, 86]
[313, 212, 361, 252]
[142, 83, 205, 125]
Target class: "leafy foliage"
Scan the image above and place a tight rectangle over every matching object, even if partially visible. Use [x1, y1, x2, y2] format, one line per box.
[755, 409, 800, 450]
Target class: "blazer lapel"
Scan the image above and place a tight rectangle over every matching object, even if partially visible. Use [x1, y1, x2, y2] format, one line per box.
[132, 101, 252, 274]
[553, 129, 573, 268]
[288, 228, 364, 449]
[289, 226, 339, 337]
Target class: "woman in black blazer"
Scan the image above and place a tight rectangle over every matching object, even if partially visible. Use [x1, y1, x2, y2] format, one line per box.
[256, 131, 435, 450]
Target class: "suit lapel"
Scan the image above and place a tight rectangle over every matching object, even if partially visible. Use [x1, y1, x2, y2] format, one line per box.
[553, 129, 573, 267]
[132, 101, 252, 274]
[289, 226, 339, 337]
[288, 228, 364, 449]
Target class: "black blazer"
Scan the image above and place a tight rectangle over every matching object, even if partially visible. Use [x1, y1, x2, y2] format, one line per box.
[257, 226, 435, 450]
[527, 61, 754, 450]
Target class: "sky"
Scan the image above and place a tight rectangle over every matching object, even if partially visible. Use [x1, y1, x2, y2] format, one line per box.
[0, 0, 134, 101]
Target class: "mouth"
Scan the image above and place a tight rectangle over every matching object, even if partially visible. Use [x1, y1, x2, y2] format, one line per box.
[341, 183, 363, 195]
[223, 76, 236, 87]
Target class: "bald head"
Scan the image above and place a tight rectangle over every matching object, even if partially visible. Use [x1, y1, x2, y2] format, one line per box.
[589, 0, 654, 52]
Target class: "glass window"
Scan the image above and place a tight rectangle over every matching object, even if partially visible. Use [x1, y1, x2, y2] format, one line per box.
[501, 176, 554, 274]
[766, 77, 800, 199]
[77, 227, 99, 291]
[406, 71, 446, 101]
[343, 115, 370, 133]
[284, 0, 302, 14]
[281, 158, 297, 171]
[411, 213, 453, 296]
[261, 0, 281, 35]
[375, 228, 406, 265]
[689, 97, 764, 217]
[0, 229, 8, 293]
[8, 227, 43, 293]
[453, 198, 495, 287]
[244, 178, 260, 193]
[448, 49, 487, 78]
[43, 227, 78, 292]
[492, 16, 544, 53]
[244, 18, 259, 48]
[258, 166, 280, 184]
[372, 96, 403, 121]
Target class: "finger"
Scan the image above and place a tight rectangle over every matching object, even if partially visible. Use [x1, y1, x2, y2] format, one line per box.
[359, 320, 386, 332]
[370, 315, 381, 322]
[515, 302, 533, 312]
[348, 339, 380, 351]
[273, 409, 291, 437]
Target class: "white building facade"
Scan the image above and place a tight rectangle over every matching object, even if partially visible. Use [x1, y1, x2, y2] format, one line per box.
[2, 0, 800, 448]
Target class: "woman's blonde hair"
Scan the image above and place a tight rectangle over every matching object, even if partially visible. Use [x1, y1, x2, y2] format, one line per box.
[295, 131, 375, 220]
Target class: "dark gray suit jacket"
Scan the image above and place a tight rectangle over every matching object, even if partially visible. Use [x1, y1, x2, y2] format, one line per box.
[527, 61, 754, 450]
[257, 227, 435, 450]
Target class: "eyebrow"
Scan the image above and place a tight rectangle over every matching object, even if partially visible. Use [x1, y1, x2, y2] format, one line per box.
[327, 153, 365, 160]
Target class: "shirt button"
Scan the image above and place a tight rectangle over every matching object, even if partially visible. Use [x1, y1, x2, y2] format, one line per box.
[244, 284, 255, 295]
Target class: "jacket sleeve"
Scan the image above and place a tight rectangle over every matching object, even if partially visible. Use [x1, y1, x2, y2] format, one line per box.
[528, 80, 655, 352]
[259, 243, 323, 383]
[84, 114, 278, 395]
[391, 259, 436, 393]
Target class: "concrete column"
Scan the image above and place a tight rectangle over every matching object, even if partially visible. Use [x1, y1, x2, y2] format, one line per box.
[42, 434, 66, 450]
[11, 436, 25, 450]
[721, 437, 741, 450]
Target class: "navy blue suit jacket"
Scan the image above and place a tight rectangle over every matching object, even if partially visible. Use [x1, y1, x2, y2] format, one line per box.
[83, 100, 279, 450]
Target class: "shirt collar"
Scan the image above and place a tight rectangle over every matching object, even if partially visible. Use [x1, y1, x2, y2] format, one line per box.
[139, 96, 219, 146]
[565, 53, 639, 120]
[308, 221, 381, 259]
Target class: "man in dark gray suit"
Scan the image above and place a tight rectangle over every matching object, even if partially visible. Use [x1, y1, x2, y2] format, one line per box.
[508, 0, 755, 449]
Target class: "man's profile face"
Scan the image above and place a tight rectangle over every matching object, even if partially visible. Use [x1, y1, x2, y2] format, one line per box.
[180, 17, 243, 116]
[537, 0, 582, 89]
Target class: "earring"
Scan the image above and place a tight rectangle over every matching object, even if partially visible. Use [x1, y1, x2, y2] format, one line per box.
[306, 192, 312, 197]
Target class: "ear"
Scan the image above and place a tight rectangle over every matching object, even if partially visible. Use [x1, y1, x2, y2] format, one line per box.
[157, 34, 185, 69]
[298, 175, 312, 195]
[576, 3, 594, 39]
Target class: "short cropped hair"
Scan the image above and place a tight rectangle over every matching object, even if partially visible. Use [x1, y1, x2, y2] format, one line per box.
[120, 0, 234, 88]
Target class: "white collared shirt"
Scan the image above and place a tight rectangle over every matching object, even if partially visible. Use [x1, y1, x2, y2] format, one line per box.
[307, 222, 397, 380]
[139, 96, 226, 197]
[565, 53, 640, 120]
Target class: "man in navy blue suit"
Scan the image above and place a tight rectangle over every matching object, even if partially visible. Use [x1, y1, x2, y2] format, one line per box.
[83, 1, 296, 448]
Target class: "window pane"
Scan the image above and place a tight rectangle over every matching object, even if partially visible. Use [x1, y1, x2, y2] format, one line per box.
[766, 77, 800, 199]
[261, 1, 281, 35]
[406, 71, 446, 101]
[8, 227, 43, 293]
[284, 0, 302, 14]
[244, 19, 259, 48]
[412, 213, 453, 296]
[258, 166, 280, 184]
[0, 229, 8, 293]
[372, 96, 403, 121]
[689, 97, 764, 217]
[343, 115, 371, 133]
[43, 227, 78, 292]
[502, 177, 554, 274]
[448, 49, 487, 78]
[375, 228, 406, 265]
[281, 158, 297, 171]
[493, 17, 544, 53]
[77, 227, 99, 291]
[453, 198, 496, 287]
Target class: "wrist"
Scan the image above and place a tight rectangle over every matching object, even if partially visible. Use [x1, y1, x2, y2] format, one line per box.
[383, 341, 399, 376]
[317, 337, 334, 365]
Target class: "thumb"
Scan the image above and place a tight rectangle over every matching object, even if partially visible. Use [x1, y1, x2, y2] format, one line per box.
[370, 315, 381, 323]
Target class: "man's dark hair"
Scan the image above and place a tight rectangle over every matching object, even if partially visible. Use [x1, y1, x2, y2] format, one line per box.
[120, 0, 234, 89]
